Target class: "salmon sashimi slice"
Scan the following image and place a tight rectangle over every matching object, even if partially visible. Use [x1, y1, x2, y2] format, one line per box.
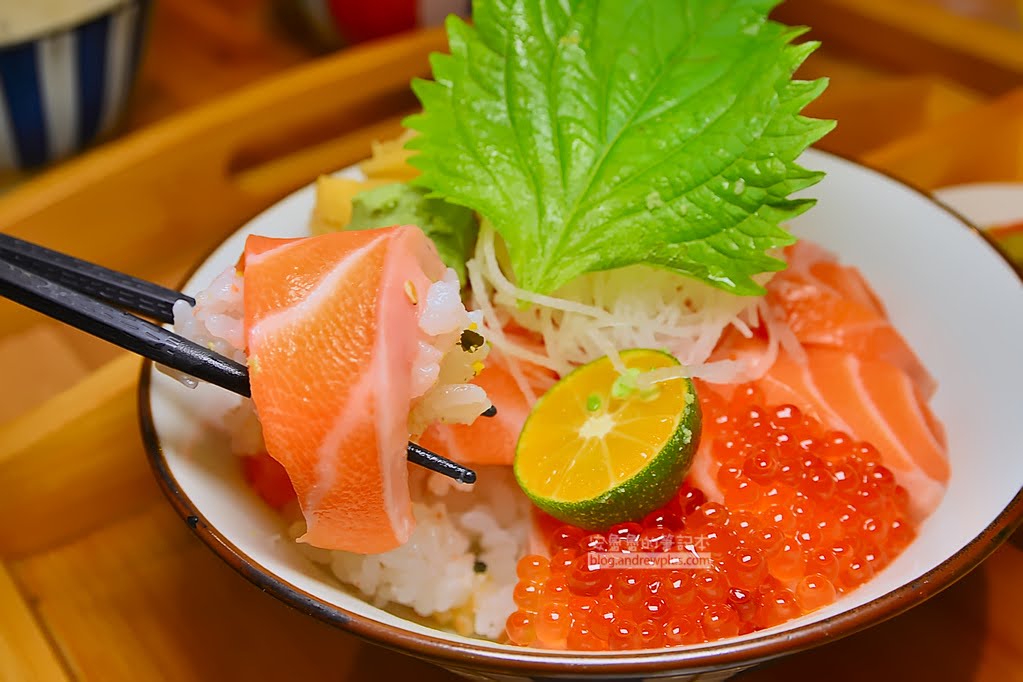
[710, 343, 948, 520]
[686, 433, 724, 505]
[529, 508, 564, 557]
[699, 327, 945, 519]
[241, 451, 297, 510]
[767, 241, 937, 398]
[244, 226, 447, 554]
[416, 356, 555, 466]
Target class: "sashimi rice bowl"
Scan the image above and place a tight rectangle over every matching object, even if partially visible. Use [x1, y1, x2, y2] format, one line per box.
[142, 1, 1023, 676]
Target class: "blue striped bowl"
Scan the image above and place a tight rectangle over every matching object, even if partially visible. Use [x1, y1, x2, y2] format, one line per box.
[0, 0, 151, 171]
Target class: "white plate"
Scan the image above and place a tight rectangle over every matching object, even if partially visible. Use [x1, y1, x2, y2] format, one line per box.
[140, 151, 1023, 676]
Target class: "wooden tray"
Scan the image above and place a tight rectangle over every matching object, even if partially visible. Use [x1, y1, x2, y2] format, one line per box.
[2, 3, 1022, 680]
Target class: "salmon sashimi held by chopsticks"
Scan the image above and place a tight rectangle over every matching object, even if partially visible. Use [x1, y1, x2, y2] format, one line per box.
[243, 226, 491, 553]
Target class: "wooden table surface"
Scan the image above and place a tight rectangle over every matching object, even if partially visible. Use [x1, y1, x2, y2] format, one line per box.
[1, 2, 1022, 681]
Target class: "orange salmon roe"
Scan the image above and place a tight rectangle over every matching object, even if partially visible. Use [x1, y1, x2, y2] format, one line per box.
[506, 388, 919, 650]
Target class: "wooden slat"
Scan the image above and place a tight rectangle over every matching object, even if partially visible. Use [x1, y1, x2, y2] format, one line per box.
[864, 88, 1023, 189]
[10, 502, 456, 682]
[0, 563, 71, 682]
[0, 326, 89, 424]
[975, 543, 1023, 680]
[233, 113, 410, 198]
[805, 74, 983, 158]
[0, 354, 154, 558]
[775, 0, 1023, 95]
[0, 27, 446, 342]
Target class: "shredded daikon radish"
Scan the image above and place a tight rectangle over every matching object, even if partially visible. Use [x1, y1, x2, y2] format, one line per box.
[468, 223, 796, 385]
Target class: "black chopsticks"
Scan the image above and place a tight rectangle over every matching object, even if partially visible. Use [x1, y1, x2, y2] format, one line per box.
[0, 233, 192, 324]
[0, 258, 253, 396]
[0, 234, 480, 485]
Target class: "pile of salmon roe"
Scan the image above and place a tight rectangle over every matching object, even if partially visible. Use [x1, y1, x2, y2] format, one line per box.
[505, 385, 918, 650]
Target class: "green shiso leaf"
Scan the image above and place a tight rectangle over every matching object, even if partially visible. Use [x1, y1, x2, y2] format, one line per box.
[405, 0, 835, 295]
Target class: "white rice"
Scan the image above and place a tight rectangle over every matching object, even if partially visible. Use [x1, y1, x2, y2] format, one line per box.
[407, 269, 491, 435]
[166, 261, 525, 640]
[294, 467, 529, 639]
[159, 266, 246, 387]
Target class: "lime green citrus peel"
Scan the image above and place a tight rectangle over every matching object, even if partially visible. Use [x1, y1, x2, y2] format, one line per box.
[514, 349, 701, 530]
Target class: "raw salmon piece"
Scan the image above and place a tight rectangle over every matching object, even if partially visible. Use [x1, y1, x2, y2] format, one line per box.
[698, 327, 948, 520]
[687, 240, 947, 520]
[244, 226, 445, 553]
[768, 241, 936, 397]
[757, 348, 948, 520]
[530, 508, 563, 556]
[686, 435, 723, 505]
[416, 357, 554, 466]
[241, 451, 297, 510]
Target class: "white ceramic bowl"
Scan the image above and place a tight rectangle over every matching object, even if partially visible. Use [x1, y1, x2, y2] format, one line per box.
[140, 149, 1023, 681]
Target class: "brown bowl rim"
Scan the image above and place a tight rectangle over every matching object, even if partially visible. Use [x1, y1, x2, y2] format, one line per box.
[138, 149, 1023, 678]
